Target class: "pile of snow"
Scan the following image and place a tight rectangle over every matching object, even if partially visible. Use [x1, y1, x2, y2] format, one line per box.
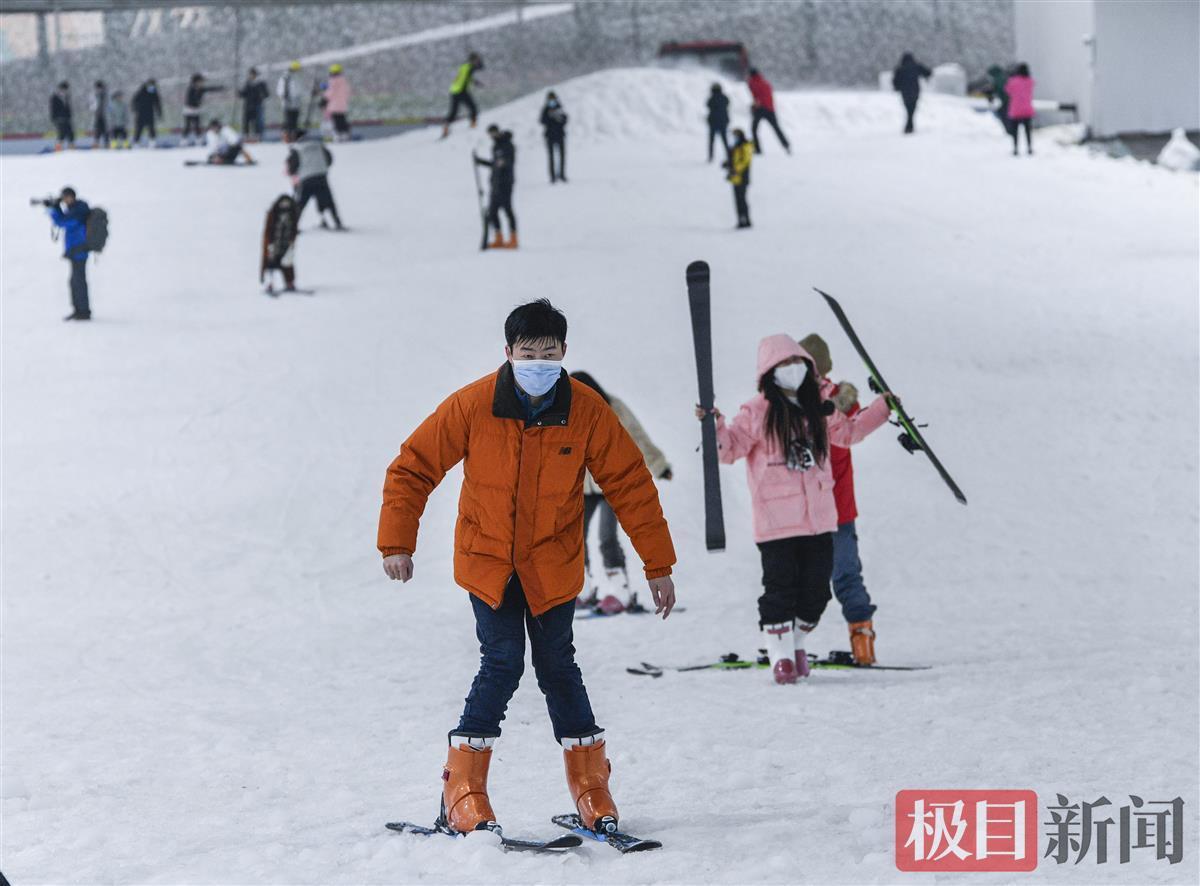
[927, 62, 968, 96]
[1157, 127, 1200, 172]
[1, 67, 1197, 884]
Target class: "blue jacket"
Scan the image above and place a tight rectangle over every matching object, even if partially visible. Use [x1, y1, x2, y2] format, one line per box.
[49, 200, 89, 258]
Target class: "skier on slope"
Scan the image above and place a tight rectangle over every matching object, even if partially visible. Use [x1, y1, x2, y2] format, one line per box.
[799, 334, 881, 665]
[747, 68, 790, 155]
[182, 74, 224, 146]
[699, 334, 893, 684]
[724, 128, 754, 229]
[278, 61, 304, 136]
[892, 52, 932, 135]
[570, 371, 672, 613]
[131, 78, 162, 146]
[474, 124, 517, 249]
[322, 64, 352, 142]
[260, 194, 299, 295]
[441, 51, 484, 138]
[285, 130, 344, 229]
[706, 82, 730, 163]
[539, 90, 568, 183]
[378, 299, 677, 837]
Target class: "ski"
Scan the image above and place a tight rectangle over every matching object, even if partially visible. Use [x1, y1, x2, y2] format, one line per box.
[686, 260, 726, 551]
[471, 150, 489, 251]
[815, 288, 967, 505]
[263, 287, 315, 297]
[627, 650, 931, 676]
[551, 813, 662, 854]
[385, 820, 582, 853]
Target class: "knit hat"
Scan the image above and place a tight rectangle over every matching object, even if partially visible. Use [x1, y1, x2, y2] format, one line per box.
[799, 334, 832, 377]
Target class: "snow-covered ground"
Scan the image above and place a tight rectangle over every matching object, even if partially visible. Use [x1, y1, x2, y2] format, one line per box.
[2, 68, 1197, 884]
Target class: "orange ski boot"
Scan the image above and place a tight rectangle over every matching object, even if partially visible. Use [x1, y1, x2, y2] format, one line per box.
[438, 733, 498, 833]
[849, 620, 876, 666]
[488, 231, 505, 249]
[503, 232, 519, 250]
[562, 733, 619, 833]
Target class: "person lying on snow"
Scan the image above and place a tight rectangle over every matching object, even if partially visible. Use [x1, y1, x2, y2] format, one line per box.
[204, 119, 255, 165]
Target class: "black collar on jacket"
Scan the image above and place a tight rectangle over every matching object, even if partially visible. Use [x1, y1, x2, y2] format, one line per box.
[492, 362, 572, 427]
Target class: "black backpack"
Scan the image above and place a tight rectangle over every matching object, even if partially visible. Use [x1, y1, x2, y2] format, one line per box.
[84, 207, 109, 253]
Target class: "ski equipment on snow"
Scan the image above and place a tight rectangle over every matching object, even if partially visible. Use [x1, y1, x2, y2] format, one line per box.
[385, 820, 582, 853]
[815, 288, 967, 505]
[626, 650, 931, 676]
[687, 260, 726, 550]
[552, 813, 662, 853]
[471, 150, 489, 251]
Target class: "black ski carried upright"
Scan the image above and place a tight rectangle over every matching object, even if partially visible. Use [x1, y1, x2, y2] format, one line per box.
[815, 288, 967, 505]
[471, 151, 489, 251]
[686, 260, 726, 551]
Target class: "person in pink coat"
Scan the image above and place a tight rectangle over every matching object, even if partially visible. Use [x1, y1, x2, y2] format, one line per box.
[699, 334, 894, 684]
[322, 64, 352, 142]
[1004, 63, 1035, 156]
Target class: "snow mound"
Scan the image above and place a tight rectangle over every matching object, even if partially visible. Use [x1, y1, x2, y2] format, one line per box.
[1157, 127, 1200, 172]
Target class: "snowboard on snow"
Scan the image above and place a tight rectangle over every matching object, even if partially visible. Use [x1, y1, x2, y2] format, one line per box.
[626, 650, 932, 676]
[686, 260, 726, 551]
[815, 288, 967, 505]
[385, 820, 582, 853]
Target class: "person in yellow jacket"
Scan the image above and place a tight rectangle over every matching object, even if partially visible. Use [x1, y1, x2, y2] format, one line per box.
[725, 128, 754, 229]
[441, 52, 484, 138]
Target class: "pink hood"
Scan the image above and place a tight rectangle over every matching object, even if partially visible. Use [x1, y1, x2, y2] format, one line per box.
[756, 333, 814, 386]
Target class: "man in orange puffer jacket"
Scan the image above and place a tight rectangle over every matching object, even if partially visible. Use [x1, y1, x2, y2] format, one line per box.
[378, 298, 677, 838]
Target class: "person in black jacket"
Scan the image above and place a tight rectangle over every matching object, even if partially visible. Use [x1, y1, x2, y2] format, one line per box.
[90, 80, 109, 148]
[50, 82, 74, 150]
[892, 52, 932, 134]
[239, 68, 270, 141]
[706, 82, 730, 163]
[131, 79, 162, 146]
[539, 91, 567, 183]
[183, 73, 224, 145]
[474, 124, 517, 249]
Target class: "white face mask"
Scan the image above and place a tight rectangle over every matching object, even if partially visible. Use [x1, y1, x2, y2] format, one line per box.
[773, 361, 808, 392]
[511, 359, 563, 397]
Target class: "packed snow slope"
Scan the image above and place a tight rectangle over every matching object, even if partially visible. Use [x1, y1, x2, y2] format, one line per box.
[2, 68, 1197, 884]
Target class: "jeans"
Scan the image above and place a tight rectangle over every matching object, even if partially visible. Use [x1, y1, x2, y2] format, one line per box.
[69, 258, 90, 316]
[831, 520, 876, 623]
[756, 533, 833, 626]
[545, 136, 565, 181]
[582, 493, 625, 571]
[457, 574, 597, 741]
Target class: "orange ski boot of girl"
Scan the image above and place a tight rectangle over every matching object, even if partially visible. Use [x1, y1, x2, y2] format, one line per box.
[763, 621, 799, 684]
[793, 620, 817, 677]
[503, 232, 519, 250]
[562, 733, 619, 833]
[438, 733, 498, 833]
[849, 620, 876, 666]
[489, 231, 505, 249]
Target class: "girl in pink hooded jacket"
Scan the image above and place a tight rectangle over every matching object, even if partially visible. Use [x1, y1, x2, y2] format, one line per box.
[322, 64, 352, 142]
[703, 334, 893, 684]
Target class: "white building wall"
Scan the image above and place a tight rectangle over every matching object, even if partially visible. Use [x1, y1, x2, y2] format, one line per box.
[1013, 0, 1095, 125]
[1092, 0, 1200, 136]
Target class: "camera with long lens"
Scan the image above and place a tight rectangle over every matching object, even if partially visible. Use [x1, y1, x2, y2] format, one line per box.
[29, 195, 57, 208]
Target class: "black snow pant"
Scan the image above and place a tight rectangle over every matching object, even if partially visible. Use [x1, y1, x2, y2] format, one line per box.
[487, 182, 516, 234]
[583, 493, 626, 572]
[284, 108, 300, 133]
[53, 117, 74, 145]
[296, 174, 341, 226]
[708, 124, 730, 162]
[732, 183, 750, 226]
[751, 107, 789, 153]
[756, 533, 834, 627]
[446, 90, 477, 125]
[93, 113, 108, 145]
[545, 136, 565, 181]
[182, 114, 203, 140]
[111, 126, 128, 143]
[1011, 117, 1033, 154]
[68, 257, 90, 317]
[331, 113, 350, 137]
[902, 93, 919, 133]
[134, 116, 156, 143]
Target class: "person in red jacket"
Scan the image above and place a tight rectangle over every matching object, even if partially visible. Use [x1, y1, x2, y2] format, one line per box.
[747, 68, 790, 155]
[800, 334, 880, 665]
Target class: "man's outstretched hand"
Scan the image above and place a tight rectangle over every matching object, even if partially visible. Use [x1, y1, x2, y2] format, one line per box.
[647, 575, 676, 619]
[383, 554, 414, 582]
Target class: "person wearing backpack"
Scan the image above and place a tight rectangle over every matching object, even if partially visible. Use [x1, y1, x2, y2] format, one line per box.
[43, 187, 95, 321]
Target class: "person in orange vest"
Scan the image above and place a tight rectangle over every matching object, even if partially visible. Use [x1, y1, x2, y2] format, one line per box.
[378, 298, 677, 837]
